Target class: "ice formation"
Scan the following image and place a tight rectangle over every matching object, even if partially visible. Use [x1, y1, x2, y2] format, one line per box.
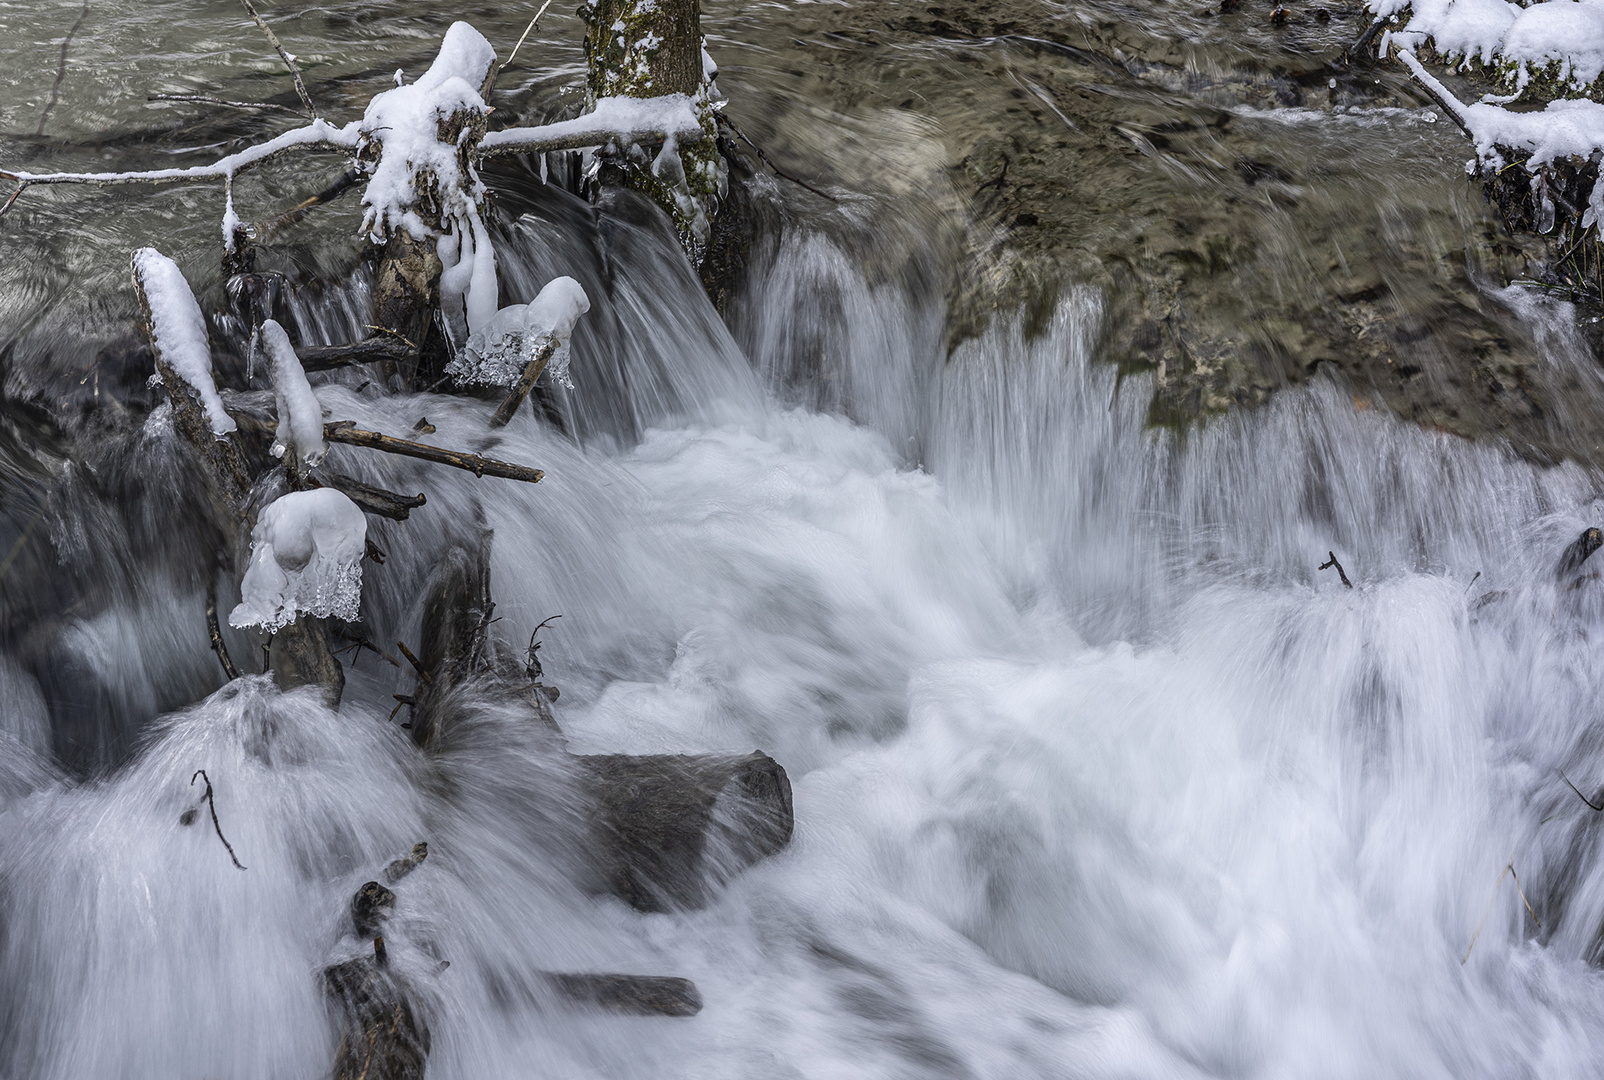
[229, 489, 367, 633]
[447, 276, 591, 389]
[131, 248, 236, 439]
[256, 320, 326, 466]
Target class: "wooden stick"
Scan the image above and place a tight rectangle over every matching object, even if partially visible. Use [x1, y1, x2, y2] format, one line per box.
[237, 0, 316, 116]
[493, 0, 555, 92]
[314, 471, 426, 520]
[488, 336, 558, 428]
[324, 420, 544, 483]
[0, 181, 27, 219]
[206, 581, 241, 680]
[715, 113, 838, 202]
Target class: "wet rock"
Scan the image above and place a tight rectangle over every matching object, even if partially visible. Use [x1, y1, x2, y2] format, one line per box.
[323, 948, 429, 1080]
[579, 750, 794, 911]
[351, 880, 397, 938]
[1558, 527, 1603, 578]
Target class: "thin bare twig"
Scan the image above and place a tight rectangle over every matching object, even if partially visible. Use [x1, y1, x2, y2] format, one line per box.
[237, 0, 316, 117]
[397, 641, 433, 684]
[233, 414, 545, 483]
[1, 121, 356, 187]
[36, 0, 90, 137]
[493, 0, 555, 91]
[1319, 551, 1353, 588]
[206, 581, 241, 681]
[715, 113, 838, 203]
[1558, 768, 1604, 812]
[0, 181, 29, 219]
[188, 769, 248, 870]
[148, 93, 300, 116]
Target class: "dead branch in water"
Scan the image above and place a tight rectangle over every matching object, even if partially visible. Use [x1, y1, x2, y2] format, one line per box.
[148, 93, 300, 115]
[233, 413, 545, 483]
[489, 337, 559, 428]
[206, 581, 241, 681]
[490, 0, 555, 94]
[187, 769, 248, 870]
[237, 0, 316, 117]
[1462, 858, 1542, 963]
[715, 113, 838, 203]
[1319, 551, 1353, 588]
[1558, 769, 1604, 812]
[397, 641, 433, 684]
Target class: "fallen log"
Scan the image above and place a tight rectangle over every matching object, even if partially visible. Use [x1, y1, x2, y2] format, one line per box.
[234, 413, 545, 484]
[298, 335, 410, 373]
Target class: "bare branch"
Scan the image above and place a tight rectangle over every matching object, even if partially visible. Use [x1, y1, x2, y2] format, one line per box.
[491, 0, 555, 94]
[233, 413, 545, 484]
[0, 182, 28, 220]
[237, 0, 317, 117]
[187, 769, 248, 870]
[1, 119, 358, 188]
[36, 0, 91, 137]
[149, 93, 301, 116]
[1558, 769, 1604, 812]
[716, 113, 838, 203]
[1319, 551, 1353, 589]
[489, 336, 558, 428]
[206, 581, 242, 681]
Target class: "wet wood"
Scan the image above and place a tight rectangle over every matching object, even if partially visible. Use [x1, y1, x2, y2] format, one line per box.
[313, 471, 427, 521]
[488, 337, 559, 428]
[546, 972, 703, 1017]
[298, 334, 410, 373]
[325, 421, 544, 483]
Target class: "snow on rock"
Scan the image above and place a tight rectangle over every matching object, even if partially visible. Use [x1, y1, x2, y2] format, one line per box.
[131, 248, 236, 439]
[447, 276, 591, 388]
[257, 320, 326, 466]
[229, 489, 366, 633]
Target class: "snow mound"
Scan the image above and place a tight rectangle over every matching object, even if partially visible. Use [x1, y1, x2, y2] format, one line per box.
[132, 248, 236, 439]
[257, 320, 326, 466]
[230, 489, 367, 632]
[447, 276, 591, 389]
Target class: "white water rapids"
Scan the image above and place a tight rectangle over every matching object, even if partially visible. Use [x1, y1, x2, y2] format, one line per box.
[11, 111, 1604, 1080]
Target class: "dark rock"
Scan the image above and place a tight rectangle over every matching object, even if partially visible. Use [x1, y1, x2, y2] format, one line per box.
[352, 880, 396, 938]
[323, 951, 429, 1080]
[1558, 527, 1603, 578]
[579, 750, 794, 911]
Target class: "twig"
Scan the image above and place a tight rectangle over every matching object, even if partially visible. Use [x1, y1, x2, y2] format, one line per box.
[189, 769, 248, 870]
[397, 641, 433, 683]
[237, 0, 316, 117]
[0, 181, 29, 219]
[388, 694, 416, 722]
[1342, 16, 1385, 65]
[525, 613, 562, 680]
[1558, 768, 1604, 812]
[331, 627, 401, 668]
[715, 113, 838, 202]
[488, 336, 558, 428]
[493, 0, 555, 92]
[1462, 857, 1544, 964]
[148, 93, 300, 116]
[1319, 551, 1353, 588]
[1465, 571, 1481, 594]
[36, 0, 90, 137]
[264, 168, 361, 232]
[363, 325, 419, 351]
[1508, 863, 1542, 930]
[206, 581, 241, 681]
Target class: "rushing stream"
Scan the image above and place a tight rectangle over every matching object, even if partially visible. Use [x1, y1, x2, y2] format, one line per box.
[9, 0, 1604, 1077]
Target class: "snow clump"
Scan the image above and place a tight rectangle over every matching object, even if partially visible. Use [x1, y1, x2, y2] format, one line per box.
[257, 320, 326, 466]
[447, 276, 591, 389]
[230, 489, 367, 632]
[132, 248, 236, 439]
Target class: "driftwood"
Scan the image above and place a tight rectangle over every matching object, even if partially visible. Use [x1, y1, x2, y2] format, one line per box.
[236, 0, 316, 117]
[488, 337, 559, 429]
[578, 750, 793, 912]
[234, 414, 545, 484]
[298, 334, 410, 373]
[314, 471, 426, 521]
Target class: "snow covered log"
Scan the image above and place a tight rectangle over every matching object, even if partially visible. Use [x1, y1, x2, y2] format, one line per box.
[577, 750, 794, 912]
[130, 248, 251, 506]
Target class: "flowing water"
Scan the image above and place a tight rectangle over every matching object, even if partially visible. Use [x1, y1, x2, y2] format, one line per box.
[8, 1, 1604, 1077]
